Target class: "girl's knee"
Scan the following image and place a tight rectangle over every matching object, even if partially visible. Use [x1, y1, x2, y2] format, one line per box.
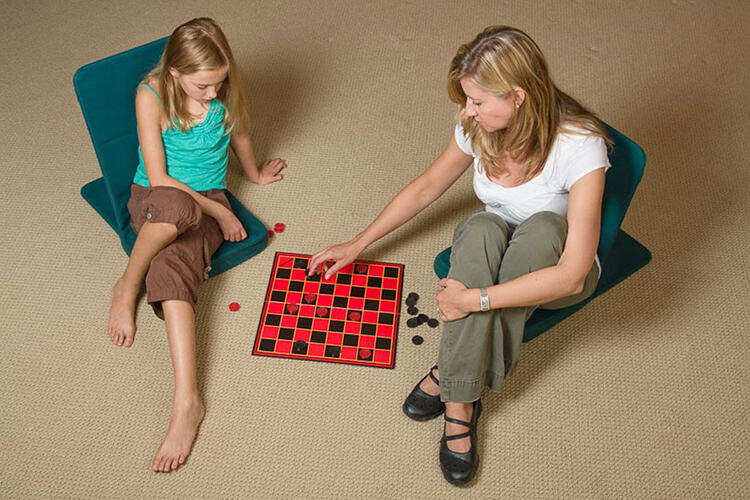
[142, 186, 202, 234]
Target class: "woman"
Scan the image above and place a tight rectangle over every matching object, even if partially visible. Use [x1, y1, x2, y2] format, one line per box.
[309, 25, 610, 485]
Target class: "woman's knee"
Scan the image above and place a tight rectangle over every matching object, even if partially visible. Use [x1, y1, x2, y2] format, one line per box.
[453, 211, 509, 245]
[512, 211, 567, 250]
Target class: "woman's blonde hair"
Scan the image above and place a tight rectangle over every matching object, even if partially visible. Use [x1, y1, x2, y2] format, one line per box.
[447, 26, 611, 181]
[144, 17, 248, 133]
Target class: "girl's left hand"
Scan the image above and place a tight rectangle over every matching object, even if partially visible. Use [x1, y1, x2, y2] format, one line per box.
[256, 158, 287, 185]
[436, 278, 476, 322]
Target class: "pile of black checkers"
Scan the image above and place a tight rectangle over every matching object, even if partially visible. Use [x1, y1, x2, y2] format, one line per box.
[404, 292, 440, 345]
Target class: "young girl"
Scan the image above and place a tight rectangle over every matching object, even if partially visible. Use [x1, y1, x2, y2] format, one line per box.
[310, 26, 610, 485]
[106, 18, 286, 472]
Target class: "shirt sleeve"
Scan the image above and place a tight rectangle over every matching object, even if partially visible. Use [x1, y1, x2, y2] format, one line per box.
[454, 123, 475, 157]
[562, 134, 611, 191]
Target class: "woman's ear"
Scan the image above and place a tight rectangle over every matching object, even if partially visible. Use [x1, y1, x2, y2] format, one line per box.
[168, 67, 180, 79]
[513, 87, 526, 107]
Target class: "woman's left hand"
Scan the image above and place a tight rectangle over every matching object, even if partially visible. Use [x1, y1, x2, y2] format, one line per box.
[256, 158, 287, 185]
[436, 278, 477, 322]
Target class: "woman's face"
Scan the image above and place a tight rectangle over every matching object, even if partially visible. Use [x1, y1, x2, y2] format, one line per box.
[170, 66, 228, 106]
[460, 77, 521, 132]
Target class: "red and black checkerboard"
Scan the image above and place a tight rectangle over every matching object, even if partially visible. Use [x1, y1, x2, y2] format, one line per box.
[253, 252, 404, 368]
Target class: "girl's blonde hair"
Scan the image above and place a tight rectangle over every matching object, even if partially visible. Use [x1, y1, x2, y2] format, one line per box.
[447, 26, 611, 181]
[144, 17, 248, 133]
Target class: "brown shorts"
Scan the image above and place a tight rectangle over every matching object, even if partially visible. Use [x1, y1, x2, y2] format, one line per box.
[127, 184, 230, 319]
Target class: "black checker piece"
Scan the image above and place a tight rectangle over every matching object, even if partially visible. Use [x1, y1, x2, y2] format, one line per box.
[324, 345, 341, 358]
[292, 340, 308, 354]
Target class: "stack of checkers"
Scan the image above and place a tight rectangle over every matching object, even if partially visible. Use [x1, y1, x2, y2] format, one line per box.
[404, 292, 439, 345]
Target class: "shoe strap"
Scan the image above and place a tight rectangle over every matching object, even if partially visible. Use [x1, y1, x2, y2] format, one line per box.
[443, 430, 472, 441]
[428, 366, 440, 386]
[444, 414, 473, 428]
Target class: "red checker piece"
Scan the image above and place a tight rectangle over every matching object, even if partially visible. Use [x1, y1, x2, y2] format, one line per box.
[316, 307, 329, 317]
[267, 229, 274, 239]
[356, 264, 368, 274]
[229, 302, 240, 311]
[359, 348, 372, 359]
[286, 303, 299, 314]
[274, 222, 285, 233]
[348, 311, 361, 321]
[304, 293, 317, 303]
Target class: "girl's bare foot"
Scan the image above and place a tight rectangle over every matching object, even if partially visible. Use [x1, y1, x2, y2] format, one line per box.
[108, 278, 138, 347]
[151, 396, 205, 472]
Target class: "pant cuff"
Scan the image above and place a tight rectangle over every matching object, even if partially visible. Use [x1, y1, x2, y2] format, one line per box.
[440, 377, 483, 403]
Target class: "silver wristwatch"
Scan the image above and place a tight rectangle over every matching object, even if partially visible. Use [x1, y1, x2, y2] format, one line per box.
[479, 288, 490, 312]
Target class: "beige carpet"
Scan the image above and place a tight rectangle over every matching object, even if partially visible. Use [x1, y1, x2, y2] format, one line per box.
[1, 0, 748, 498]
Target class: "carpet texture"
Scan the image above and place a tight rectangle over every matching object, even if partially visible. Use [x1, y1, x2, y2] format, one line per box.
[1, 0, 748, 498]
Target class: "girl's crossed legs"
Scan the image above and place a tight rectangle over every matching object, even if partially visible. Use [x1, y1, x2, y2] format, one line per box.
[108, 185, 228, 472]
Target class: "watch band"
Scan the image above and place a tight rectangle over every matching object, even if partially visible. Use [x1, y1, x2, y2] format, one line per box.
[479, 287, 490, 312]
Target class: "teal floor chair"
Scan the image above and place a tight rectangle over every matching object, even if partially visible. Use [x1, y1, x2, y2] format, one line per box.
[434, 124, 651, 342]
[74, 38, 267, 277]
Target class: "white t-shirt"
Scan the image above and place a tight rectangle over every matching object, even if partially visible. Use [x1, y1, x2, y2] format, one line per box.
[454, 123, 611, 272]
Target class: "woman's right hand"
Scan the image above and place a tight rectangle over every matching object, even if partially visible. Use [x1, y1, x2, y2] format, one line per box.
[309, 239, 365, 279]
[214, 205, 247, 242]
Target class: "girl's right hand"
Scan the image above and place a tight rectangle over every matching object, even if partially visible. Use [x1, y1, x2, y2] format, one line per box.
[215, 206, 247, 242]
[309, 239, 365, 280]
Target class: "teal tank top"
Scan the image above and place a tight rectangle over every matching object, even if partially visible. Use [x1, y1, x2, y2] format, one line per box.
[132, 83, 231, 191]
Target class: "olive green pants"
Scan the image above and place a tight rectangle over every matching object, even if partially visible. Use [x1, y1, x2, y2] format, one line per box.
[438, 211, 599, 402]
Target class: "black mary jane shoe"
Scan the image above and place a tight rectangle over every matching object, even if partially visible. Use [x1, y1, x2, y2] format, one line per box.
[439, 399, 482, 486]
[402, 365, 445, 421]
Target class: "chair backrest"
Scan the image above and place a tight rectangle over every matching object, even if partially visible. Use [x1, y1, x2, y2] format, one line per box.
[73, 37, 168, 232]
[598, 123, 646, 265]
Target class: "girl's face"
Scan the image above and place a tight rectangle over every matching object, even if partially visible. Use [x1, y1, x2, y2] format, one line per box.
[460, 77, 523, 132]
[170, 66, 229, 105]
